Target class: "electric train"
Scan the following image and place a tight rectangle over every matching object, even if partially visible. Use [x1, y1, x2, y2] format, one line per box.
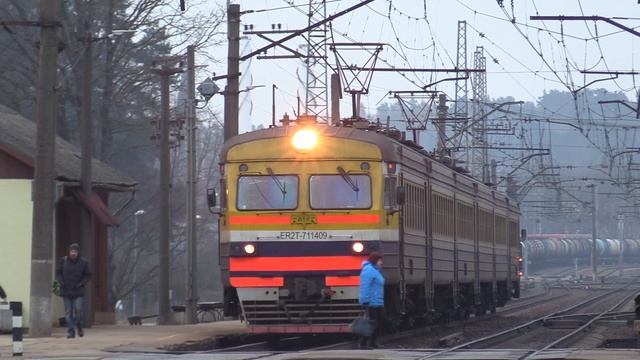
[210, 115, 522, 334]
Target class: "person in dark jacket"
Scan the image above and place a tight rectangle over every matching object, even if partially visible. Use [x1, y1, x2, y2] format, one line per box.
[358, 251, 385, 349]
[56, 243, 91, 338]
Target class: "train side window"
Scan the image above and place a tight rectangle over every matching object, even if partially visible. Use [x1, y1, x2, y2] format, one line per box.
[384, 176, 397, 208]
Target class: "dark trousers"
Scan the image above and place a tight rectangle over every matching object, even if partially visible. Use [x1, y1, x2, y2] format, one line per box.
[360, 306, 384, 346]
[63, 296, 84, 334]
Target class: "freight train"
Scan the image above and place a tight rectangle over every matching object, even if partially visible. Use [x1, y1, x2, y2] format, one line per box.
[524, 234, 640, 261]
[210, 115, 522, 334]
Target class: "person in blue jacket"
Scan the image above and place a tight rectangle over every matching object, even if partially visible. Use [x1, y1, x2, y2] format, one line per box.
[358, 251, 385, 348]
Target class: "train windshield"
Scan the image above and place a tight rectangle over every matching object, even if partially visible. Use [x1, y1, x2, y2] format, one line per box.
[237, 175, 298, 210]
[309, 174, 372, 209]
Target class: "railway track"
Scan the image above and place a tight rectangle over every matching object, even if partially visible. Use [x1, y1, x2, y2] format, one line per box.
[417, 277, 639, 359]
[524, 293, 636, 356]
[175, 272, 639, 355]
[498, 293, 567, 316]
[207, 277, 631, 353]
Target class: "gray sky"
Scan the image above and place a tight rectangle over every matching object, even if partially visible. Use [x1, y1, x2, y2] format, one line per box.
[203, 0, 640, 132]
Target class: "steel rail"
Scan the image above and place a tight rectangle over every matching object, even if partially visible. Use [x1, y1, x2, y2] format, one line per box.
[418, 279, 635, 359]
[308, 286, 564, 352]
[521, 287, 638, 359]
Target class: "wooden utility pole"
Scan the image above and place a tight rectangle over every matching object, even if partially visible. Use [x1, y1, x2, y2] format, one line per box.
[185, 45, 198, 324]
[152, 60, 183, 324]
[80, 30, 94, 327]
[224, 4, 240, 141]
[29, 0, 61, 337]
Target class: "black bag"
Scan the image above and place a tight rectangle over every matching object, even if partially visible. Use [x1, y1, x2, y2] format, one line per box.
[350, 309, 375, 337]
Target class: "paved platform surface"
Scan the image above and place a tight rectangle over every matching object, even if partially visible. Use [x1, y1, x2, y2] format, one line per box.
[6, 348, 640, 360]
[109, 349, 640, 360]
[1, 322, 639, 359]
[0, 321, 246, 359]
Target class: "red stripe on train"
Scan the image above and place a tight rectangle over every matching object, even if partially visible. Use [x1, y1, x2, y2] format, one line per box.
[228, 214, 381, 225]
[230, 276, 284, 287]
[325, 275, 360, 286]
[228, 215, 290, 225]
[316, 214, 380, 224]
[230, 256, 364, 272]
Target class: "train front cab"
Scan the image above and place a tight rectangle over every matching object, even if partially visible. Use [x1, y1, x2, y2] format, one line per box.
[217, 126, 400, 333]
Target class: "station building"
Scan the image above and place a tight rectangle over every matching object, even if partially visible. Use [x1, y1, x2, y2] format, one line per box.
[0, 105, 136, 326]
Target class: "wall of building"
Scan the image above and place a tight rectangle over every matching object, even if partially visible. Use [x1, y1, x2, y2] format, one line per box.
[0, 179, 33, 324]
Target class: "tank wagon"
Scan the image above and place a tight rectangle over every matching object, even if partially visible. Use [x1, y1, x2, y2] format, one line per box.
[211, 116, 522, 334]
[524, 234, 640, 261]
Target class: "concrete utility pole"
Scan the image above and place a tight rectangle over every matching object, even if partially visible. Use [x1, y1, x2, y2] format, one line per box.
[618, 214, 624, 277]
[590, 184, 598, 282]
[132, 210, 145, 316]
[330, 73, 341, 126]
[272, 84, 277, 127]
[152, 60, 183, 325]
[224, 4, 240, 141]
[29, 0, 61, 337]
[159, 67, 172, 325]
[436, 93, 448, 157]
[185, 45, 198, 324]
[80, 30, 94, 327]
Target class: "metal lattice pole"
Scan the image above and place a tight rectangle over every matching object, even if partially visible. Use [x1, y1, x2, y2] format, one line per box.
[454, 20, 469, 165]
[305, 0, 328, 121]
[471, 46, 488, 182]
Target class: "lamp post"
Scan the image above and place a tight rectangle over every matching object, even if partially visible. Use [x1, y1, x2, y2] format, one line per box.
[183, 59, 221, 324]
[133, 209, 145, 316]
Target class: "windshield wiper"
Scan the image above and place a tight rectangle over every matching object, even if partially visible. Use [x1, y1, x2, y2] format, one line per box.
[337, 166, 360, 193]
[267, 167, 287, 202]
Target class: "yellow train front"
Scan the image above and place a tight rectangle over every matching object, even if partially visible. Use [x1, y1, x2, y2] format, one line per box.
[216, 119, 521, 334]
[217, 123, 396, 334]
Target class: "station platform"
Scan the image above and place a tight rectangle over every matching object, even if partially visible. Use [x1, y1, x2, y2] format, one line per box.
[0, 320, 246, 358]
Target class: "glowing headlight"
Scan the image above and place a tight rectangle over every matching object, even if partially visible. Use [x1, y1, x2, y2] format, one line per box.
[352, 242, 364, 253]
[243, 244, 256, 255]
[292, 129, 318, 152]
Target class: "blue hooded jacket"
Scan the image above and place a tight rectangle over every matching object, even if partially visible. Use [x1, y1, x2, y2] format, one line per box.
[359, 260, 385, 307]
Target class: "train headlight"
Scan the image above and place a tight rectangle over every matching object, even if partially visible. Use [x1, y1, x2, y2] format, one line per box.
[352, 242, 364, 254]
[243, 243, 256, 255]
[292, 129, 318, 152]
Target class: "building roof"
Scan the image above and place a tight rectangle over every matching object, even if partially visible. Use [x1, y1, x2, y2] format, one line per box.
[0, 105, 137, 191]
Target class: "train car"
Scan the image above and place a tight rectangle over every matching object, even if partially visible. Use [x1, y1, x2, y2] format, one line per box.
[213, 116, 521, 334]
[524, 235, 640, 262]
